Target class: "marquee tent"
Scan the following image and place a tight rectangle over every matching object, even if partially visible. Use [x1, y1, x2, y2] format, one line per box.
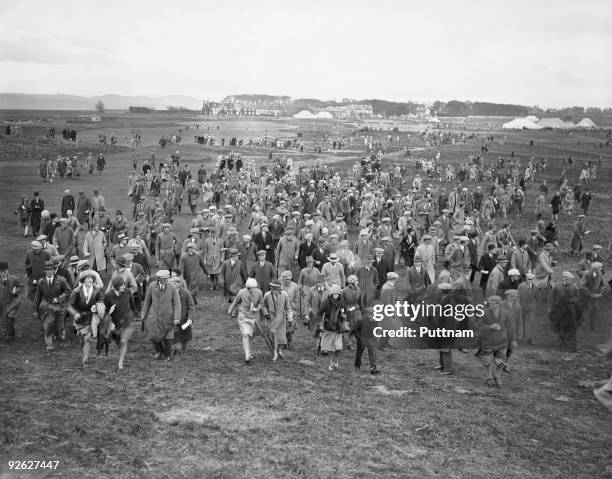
[537, 117, 565, 128]
[502, 118, 541, 130]
[315, 111, 333, 119]
[525, 115, 539, 123]
[576, 118, 597, 128]
[293, 110, 315, 119]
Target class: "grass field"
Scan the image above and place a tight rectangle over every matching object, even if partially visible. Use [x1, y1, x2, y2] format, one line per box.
[0, 113, 611, 479]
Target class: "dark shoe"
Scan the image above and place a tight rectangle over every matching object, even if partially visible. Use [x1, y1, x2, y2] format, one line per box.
[370, 367, 380, 375]
[355, 365, 362, 371]
[154, 353, 162, 360]
[244, 359, 251, 365]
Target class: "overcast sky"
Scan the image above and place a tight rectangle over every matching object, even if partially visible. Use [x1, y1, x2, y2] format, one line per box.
[0, 0, 610, 108]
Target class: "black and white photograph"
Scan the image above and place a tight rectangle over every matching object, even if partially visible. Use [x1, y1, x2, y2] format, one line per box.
[0, 0, 611, 477]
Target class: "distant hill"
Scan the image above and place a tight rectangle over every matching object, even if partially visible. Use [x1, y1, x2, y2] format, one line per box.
[0, 93, 202, 110]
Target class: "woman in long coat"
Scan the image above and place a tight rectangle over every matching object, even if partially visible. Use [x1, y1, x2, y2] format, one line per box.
[263, 280, 292, 363]
[228, 277, 264, 363]
[318, 285, 347, 371]
[83, 223, 108, 277]
[202, 229, 223, 289]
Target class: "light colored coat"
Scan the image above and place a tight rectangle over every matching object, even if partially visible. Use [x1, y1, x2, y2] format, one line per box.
[83, 230, 107, 271]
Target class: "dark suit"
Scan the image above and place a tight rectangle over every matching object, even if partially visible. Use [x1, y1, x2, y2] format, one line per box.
[467, 239, 479, 283]
[220, 259, 247, 300]
[477, 253, 497, 290]
[311, 247, 330, 271]
[373, 258, 392, 297]
[298, 241, 317, 269]
[356, 266, 378, 308]
[249, 260, 275, 293]
[405, 267, 429, 302]
[34, 275, 72, 347]
[254, 231, 275, 264]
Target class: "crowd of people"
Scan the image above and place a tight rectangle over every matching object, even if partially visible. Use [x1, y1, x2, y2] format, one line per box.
[2, 132, 612, 409]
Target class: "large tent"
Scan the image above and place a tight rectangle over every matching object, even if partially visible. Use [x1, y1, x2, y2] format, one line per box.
[314, 111, 333, 119]
[525, 115, 539, 123]
[537, 117, 566, 129]
[563, 121, 576, 129]
[293, 110, 315, 119]
[502, 118, 542, 130]
[576, 118, 597, 128]
[428, 117, 441, 124]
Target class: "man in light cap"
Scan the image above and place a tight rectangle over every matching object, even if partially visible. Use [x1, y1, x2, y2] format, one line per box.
[497, 268, 521, 296]
[378, 271, 401, 350]
[581, 261, 604, 331]
[501, 289, 521, 372]
[517, 272, 538, 344]
[415, 235, 436, 284]
[25, 241, 51, 301]
[228, 277, 264, 364]
[534, 243, 555, 289]
[52, 217, 74, 260]
[142, 269, 181, 360]
[202, 227, 223, 290]
[353, 229, 374, 262]
[249, 250, 274, 294]
[548, 271, 588, 351]
[156, 223, 178, 270]
[474, 295, 514, 387]
[486, 255, 508, 298]
[321, 252, 345, 289]
[269, 214, 285, 251]
[168, 275, 196, 355]
[178, 242, 208, 304]
[356, 255, 378, 308]
[275, 228, 299, 279]
[61, 189, 75, 218]
[373, 247, 391, 298]
[36, 260, 72, 350]
[220, 248, 247, 304]
[30, 191, 44, 237]
[280, 270, 300, 347]
[236, 235, 256, 272]
[0, 261, 25, 340]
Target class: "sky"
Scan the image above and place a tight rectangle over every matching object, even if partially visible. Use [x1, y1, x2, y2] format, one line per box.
[0, 0, 611, 108]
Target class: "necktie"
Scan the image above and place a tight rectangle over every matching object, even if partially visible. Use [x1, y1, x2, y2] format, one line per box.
[48, 278, 52, 287]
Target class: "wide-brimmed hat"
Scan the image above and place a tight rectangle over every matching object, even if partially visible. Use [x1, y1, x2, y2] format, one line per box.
[347, 274, 357, 283]
[246, 278, 258, 288]
[328, 253, 338, 261]
[280, 270, 292, 280]
[37, 235, 47, 242]
[229, 248, 239, 256]
[30, 241, 42, 250]
[592, 262, 603, 269]
[269, 281, 281, 291]
[330, 285, 342, 294]
[257, 250, 267, 257]
[79, 270, 97, 282]
[387, 272, 399, 280]
[508, 268, 520, 276]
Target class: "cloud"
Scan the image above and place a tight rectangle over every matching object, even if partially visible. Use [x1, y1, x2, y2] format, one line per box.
[0, 38, 66, 64]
